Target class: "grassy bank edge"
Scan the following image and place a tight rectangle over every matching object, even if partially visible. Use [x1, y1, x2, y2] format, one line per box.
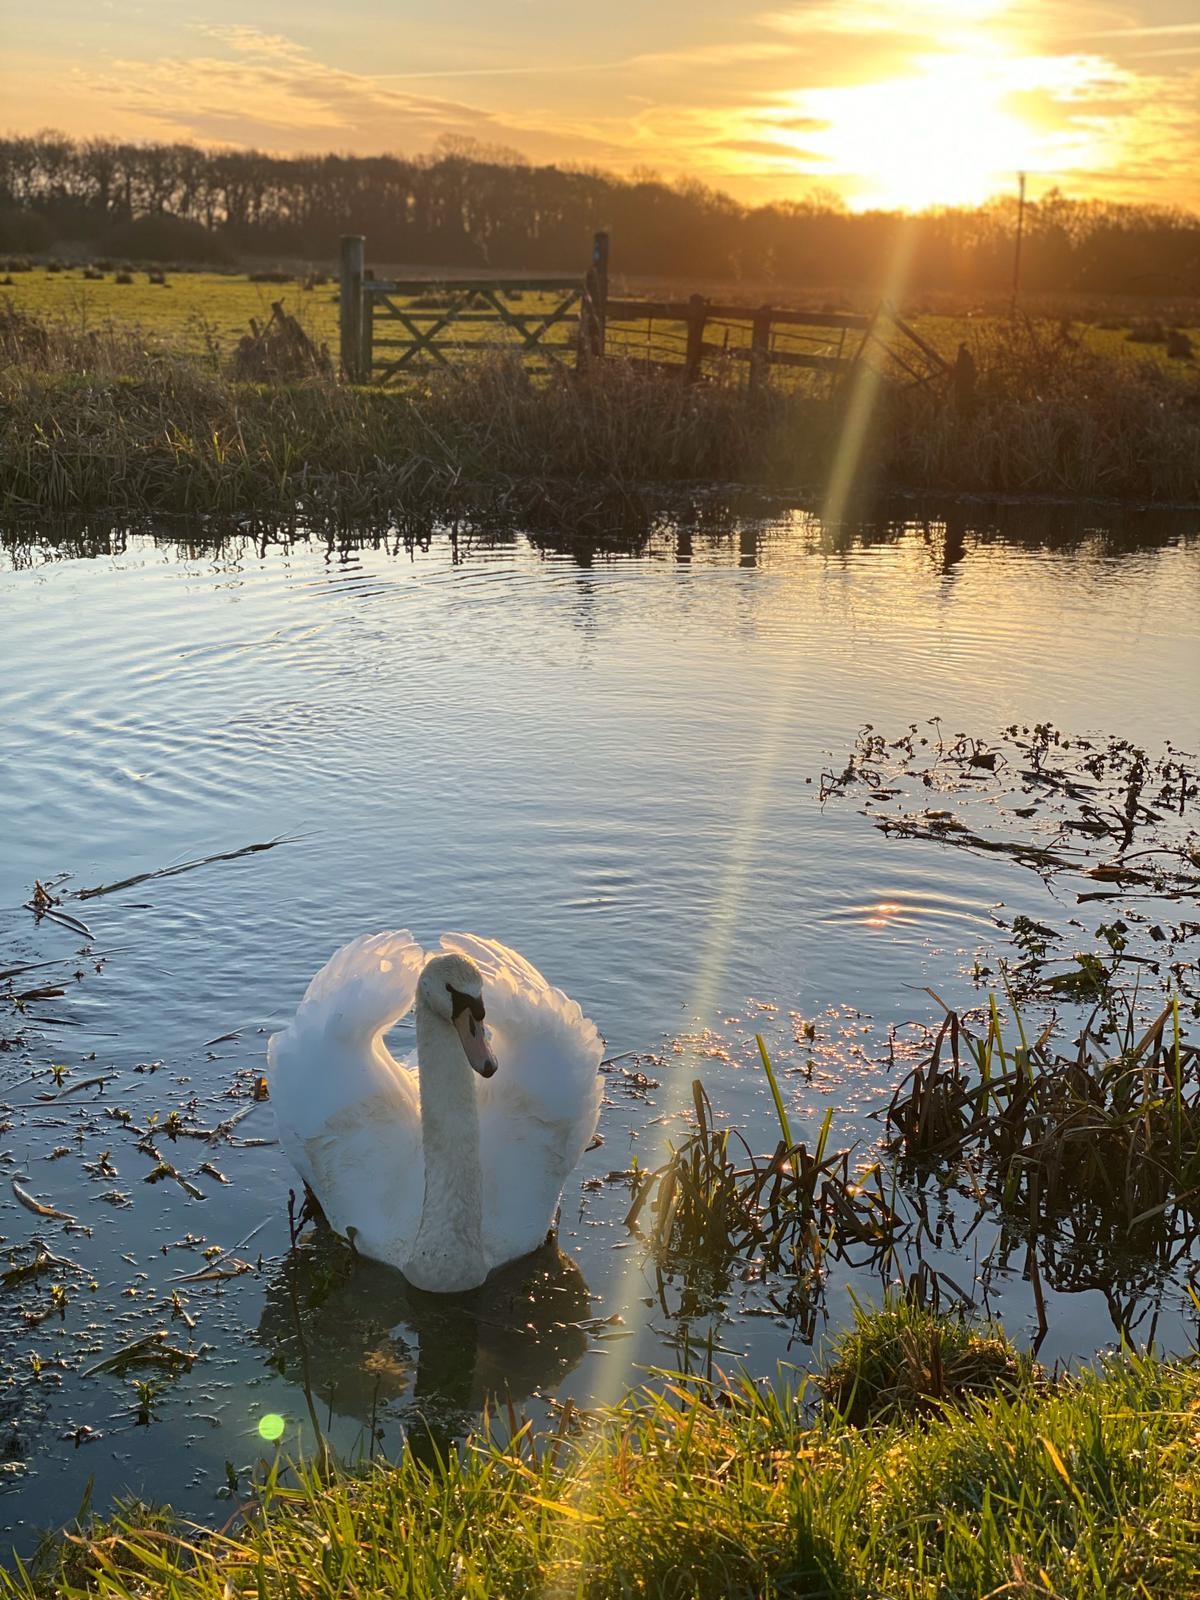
[7, 1305, 1200, 1598]
[3, 310, 1200, 517]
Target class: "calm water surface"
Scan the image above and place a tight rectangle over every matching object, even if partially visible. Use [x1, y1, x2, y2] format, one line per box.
[2, 509, 1198, 1541]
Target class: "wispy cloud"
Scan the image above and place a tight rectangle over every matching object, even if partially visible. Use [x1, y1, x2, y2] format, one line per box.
[630, 41, 798, 68]
[67, 30, 632, 164]
[195, 26, 313, 63]
[1085, 21, 1200, 39]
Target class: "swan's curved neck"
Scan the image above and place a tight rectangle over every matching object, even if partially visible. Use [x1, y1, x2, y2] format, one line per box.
[403, 997, 486, 1292]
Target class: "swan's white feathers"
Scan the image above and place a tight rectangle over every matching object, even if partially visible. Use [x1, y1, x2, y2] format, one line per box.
[269, 931, 602, 1283]
[296, 930, 424, 1047]
[268, 931, 425, 1255]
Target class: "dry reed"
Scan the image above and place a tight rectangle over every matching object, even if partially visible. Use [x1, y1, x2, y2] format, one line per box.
[2, 306, 1198, 516]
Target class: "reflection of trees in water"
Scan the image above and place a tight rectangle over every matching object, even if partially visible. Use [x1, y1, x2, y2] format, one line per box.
[256, 1229, 591, 1445]
[4, 501, 1185, 576]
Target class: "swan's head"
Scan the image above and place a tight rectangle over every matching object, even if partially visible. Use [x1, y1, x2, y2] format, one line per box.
[418, 953, 498, 1078]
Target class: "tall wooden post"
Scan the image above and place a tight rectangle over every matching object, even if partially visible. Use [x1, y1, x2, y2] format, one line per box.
[339, 235, 366, 382]
[577, 229, 610, 371]
[684, 294, 707, 385]
[749, 306, 771, 392]
[360, 293, 374, 382]
[591, 230, 609, 359]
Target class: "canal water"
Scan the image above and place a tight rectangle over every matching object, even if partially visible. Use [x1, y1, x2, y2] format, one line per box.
[2, 505, 1197, 1543]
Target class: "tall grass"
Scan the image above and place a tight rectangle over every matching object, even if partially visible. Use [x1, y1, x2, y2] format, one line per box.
[8, 1330, 1200, 1598]
[3, 306, 1198, 516]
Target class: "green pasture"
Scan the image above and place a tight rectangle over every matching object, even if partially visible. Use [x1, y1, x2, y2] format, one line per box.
[0, 269, 339, 354]
[4, 265, 1198, 373]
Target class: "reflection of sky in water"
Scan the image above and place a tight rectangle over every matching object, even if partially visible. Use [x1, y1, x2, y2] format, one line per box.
[1, 513, 1198, 1538]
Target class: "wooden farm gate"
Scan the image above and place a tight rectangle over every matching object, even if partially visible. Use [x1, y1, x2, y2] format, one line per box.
[337, 233, 947, 388]
[338, 233, 608, 385]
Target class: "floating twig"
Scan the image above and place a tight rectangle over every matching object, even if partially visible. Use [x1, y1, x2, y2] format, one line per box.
[11, 1179, 75, 1222]
[21, 900, 93, 939]
[75, 837, 292, 901]
[80, 1332, 195, 1378]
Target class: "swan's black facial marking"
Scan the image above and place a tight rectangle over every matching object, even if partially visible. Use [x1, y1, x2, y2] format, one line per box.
[447, 984, 485, 1023]
[449, 982, 496, 1076]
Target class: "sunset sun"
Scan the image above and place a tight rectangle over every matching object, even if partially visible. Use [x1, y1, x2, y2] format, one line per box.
[799, 63, 1046, 210]
[760, 48, 1111, 211]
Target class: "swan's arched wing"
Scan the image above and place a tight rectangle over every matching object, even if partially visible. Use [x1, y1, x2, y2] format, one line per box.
[296, 930, 425, 1050]
[439, 933, 604, 1266]
[269, 931, 426, 1261]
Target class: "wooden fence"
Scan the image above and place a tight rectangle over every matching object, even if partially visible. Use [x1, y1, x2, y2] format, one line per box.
[338, 233, 948, 389]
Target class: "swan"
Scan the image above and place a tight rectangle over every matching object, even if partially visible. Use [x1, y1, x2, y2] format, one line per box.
[267, 931, 603, 1293]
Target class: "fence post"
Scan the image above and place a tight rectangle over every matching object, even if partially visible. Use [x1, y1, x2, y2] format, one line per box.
[577, 229, 610, 371]
[684, 294, 707, 384]
[339, 235, 365, 382]
[591, 230, 609, 359]
[749, 306, 771, 392]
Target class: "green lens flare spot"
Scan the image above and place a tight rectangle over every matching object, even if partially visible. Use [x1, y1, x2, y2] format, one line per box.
[258, 1412, 286, 1442]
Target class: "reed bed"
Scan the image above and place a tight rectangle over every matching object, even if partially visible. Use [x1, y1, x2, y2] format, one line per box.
[625, 1069, 901, 1337]
[9, 1333, 1200, 1598]
[3, 305, 1199, 516]
[888, 993, 1200, 1241]
[627, 1079, 899, 1270]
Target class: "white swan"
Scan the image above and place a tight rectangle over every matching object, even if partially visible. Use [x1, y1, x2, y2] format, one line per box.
[267, 931, 603, 1293]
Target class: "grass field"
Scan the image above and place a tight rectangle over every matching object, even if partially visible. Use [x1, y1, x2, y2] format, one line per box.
[3, 265, 1199, 375]
[8, 1306, 1200, 1599]
[0, 268, 342, 354]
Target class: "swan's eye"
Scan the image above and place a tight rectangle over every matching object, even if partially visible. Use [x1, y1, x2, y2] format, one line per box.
[447, 984, 485, 1023]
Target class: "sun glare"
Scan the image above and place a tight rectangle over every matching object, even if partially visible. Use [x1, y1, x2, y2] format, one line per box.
[772, 51, 1095, 211]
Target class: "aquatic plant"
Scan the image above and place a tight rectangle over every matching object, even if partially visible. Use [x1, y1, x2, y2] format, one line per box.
[625, 1072, 901, 1298]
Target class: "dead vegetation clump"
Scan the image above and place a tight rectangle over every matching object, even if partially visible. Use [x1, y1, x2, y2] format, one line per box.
[885, 316, 1200, 501]
[230, 301, 332, 382]
[0, 303, 50, 364]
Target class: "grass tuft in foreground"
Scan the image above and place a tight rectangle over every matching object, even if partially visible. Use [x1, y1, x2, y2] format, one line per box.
[819, 1295, 1032, 1425]
[7, 1322, 1200, 1598]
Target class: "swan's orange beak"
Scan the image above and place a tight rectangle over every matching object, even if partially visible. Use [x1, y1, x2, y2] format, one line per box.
[455, 1005, 498, 1078]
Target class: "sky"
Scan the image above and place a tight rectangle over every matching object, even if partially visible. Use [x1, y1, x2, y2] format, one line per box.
[3, 0, 1200, 212]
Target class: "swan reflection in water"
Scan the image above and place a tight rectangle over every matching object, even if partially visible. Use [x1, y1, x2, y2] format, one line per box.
[255, 1226, 593, 1454]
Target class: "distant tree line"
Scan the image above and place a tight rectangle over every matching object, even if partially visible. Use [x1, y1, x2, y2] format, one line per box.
[1, 130, 1197, 297]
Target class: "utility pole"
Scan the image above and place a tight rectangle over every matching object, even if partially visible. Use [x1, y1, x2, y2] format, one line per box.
[1011, 170, 1027, 315]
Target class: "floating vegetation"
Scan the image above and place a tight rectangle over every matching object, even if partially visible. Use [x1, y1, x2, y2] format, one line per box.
[822, 721, 1199, 907]
[72, 837, 292, 901]
[10, 1180, 74, 1223]
[79, 1332, 195, 1380]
